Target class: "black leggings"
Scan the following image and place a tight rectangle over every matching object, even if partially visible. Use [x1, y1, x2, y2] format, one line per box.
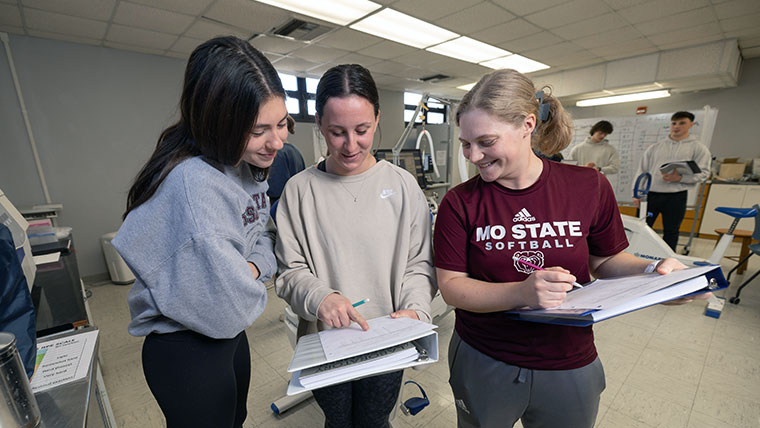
[142, 330, 251, 428]
[645, 190, 688, 251]
[312, 370, 404, 428]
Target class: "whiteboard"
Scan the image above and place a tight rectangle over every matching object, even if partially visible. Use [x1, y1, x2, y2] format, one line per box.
[561, 106, 718, 204]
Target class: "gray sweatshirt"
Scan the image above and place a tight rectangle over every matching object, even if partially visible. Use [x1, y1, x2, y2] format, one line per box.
[634, 136, 711, 193]
[113, 156, 275, 339]
[568, 137, 620, 175]
[275, 160, 436, 330]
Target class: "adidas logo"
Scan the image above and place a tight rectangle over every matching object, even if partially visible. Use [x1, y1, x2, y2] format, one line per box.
[513, 208, 535, 222]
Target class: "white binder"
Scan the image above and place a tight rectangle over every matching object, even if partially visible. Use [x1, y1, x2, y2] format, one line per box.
[286, 316, 439, 395]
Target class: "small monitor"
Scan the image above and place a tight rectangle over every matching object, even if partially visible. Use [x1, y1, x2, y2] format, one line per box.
[374, 149, 426, 188]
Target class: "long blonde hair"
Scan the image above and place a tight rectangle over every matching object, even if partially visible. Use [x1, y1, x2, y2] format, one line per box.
[456, 69, 573, 156]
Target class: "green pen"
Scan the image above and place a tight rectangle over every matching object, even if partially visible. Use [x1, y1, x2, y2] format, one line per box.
[352, 297, 370, 307]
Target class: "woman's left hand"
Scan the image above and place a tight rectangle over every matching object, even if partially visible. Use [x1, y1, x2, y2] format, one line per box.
[390, 309, 419, 320]
[654, 258, 713, 305]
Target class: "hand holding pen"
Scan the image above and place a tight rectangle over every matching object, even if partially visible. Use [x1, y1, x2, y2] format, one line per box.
[317, 294, 370, 331]
[512, 255, 582, 309]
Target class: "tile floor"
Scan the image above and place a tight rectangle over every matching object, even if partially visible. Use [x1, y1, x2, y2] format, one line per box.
[85, 236, 760, 428]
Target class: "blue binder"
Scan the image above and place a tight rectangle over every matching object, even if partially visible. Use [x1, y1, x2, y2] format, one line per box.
[506, 266, 727, 327]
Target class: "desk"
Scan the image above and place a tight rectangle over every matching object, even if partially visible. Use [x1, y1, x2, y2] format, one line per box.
[714, 228, 757, 275]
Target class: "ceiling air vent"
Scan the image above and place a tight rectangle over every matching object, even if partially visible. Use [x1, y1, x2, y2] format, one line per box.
[273, 18, 333, 41]
[420, 74, 451, 83]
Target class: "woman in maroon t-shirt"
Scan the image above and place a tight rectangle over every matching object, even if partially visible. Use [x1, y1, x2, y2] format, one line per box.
[433, 69, 707, 428]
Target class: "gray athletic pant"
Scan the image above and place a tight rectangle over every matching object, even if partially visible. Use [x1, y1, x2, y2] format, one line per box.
[448, 331, 605, 428]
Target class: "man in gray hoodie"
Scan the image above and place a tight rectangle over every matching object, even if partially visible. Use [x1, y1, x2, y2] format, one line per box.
[568, 120, 620, 175]
[633, 111, 711, 251]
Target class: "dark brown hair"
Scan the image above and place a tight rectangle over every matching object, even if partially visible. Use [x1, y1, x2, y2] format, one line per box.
[124, 37, 285, 218]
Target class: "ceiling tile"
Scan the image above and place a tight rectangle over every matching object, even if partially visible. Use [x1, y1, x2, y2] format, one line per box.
[469, 18, 542, 45]
[737, 35, 760, 48]
[491, 0, 567, 17]
[358, 40, 417, 59]
[104, 41, 165, 56]
[305, 62, 336, 77]
[399, 67, 443, 80]
[271, 56, 319, 73]
[634, 7, 717, 36]
[291, 44, 348, 63]
[589, 37, 656, 57]
[430, 57, 490, 77]
[719, 12, 760, 31]
[617, 0, 709, 24]
[23, 8, 107, 39]
[524, 0, 610, 29]
[648, 22, 723, 47]
[391, 0, 482, 21]
[522, 42, 585, 63]
[0, 25, 24, 35]
[184, 19, 250, 40]
[315, 28, 383, 51]
[0, 0, 18, 3]
[552, 13, 629, 40]
[655, 33, 725, 51]
[106, 24, 177, 50]
[0, 3, 21, 26]
[434, 2, 515, 35]
[714, 0, 760, 19]
[113, 2, 195, 35]
[204, 0, 291, 35]
[602, 0, 646, 10]
[600, 46, 659, 61]
[166, 51, 189, 59]
[390, 49, 446, 67]
[333, 52, 383, 68]
[25, 28, 101, 46]
[21, 0, 116, 21]
[129, 0, 213, 15]
[250, 35, 307, 54]
[500, 31, 563, 53]
[742, 46, 760, 57]
[263, 51, 284, 63]
[371, 60, 411, 75]
[725, 27, 760, 40]
[573, 26, 643, 49]
[169, 36, 206, 54]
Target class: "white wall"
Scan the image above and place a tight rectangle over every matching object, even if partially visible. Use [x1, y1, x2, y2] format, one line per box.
[0, 34, 408, 277]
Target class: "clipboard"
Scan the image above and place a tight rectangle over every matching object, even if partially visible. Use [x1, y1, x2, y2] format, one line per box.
[659, 160, 701, 175]
[286, 317, 438, 395]
[506, 265, 727, 327]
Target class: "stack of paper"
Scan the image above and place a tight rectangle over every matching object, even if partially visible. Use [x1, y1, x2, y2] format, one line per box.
[299, 342, 419, 389]
[508, 265, 726, 326]
[286, 316, 438, 395]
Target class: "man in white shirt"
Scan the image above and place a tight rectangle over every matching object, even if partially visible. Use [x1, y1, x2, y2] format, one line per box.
[568, 120, 620, 175]
[633, 111, 711, 251]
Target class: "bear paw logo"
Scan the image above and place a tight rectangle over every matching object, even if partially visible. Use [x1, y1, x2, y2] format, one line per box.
[513, 251, 544, 274]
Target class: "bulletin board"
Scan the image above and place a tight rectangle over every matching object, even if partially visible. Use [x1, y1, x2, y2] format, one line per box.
[561, 106, 718, 204]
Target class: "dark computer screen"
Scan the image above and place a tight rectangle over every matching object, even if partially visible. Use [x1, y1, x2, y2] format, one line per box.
[374, 149, 426, 188]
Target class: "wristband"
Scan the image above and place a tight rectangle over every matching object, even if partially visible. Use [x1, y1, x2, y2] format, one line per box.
[644, 261, 660, 273]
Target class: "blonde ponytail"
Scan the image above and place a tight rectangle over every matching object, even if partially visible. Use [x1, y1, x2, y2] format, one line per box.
[456, 69, 573, 156]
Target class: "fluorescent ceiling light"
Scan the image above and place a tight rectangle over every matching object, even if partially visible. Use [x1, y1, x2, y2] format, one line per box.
[350, 8, 459, 49]
[480, 54, 550, 73]
[426, 37, 511, 63]
[457, 82, 476, 91]
[576, 90, 671, 107]
[255, 0, 381, 26]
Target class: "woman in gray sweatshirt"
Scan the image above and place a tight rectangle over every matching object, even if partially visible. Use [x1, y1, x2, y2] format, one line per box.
[112, 37, 287, 428]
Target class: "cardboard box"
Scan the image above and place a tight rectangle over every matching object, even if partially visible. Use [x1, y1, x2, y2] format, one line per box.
[718, 162, 746, 180]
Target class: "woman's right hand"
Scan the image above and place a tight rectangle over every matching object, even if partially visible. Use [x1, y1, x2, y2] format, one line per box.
[317, 293, 370, 331]
[520, 267, 575, 309]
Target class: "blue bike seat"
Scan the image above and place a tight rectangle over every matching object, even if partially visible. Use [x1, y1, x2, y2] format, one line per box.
[716, 206, 758, 218]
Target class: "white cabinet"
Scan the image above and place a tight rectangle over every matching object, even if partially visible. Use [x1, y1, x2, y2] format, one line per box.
[699, 184, 760, 235]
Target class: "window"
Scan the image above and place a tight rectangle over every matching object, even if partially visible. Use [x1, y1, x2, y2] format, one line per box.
[404, 92, 447, 125]
[278, 73, 318, 122]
